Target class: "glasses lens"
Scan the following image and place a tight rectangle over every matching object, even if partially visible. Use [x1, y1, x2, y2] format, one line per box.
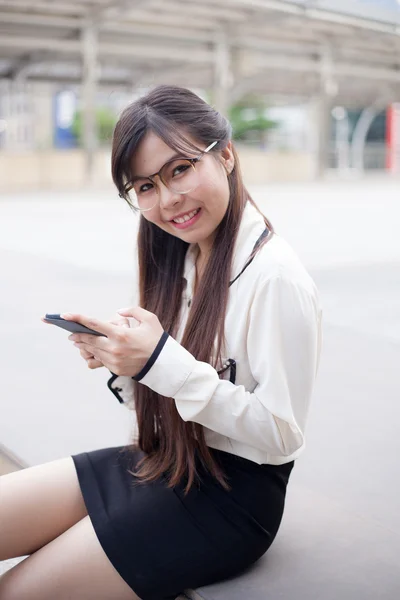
[125, 159, 199, 211]
[161, 159, 198, 194]
[128, 178, 158, 211]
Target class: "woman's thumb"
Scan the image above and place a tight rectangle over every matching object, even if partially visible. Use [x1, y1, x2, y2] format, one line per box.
[116, 307, 133, 315]
[116, 307, 143, 327]
[117, 306, 152, 321]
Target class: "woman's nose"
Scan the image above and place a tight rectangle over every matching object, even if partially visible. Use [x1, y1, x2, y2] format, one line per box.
[158, 181, 181, 209]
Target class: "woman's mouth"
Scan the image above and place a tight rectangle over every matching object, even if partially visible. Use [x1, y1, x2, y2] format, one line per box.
[170, 208, 202, 230]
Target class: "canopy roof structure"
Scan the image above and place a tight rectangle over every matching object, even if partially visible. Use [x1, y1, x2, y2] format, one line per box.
[0, 1, 399, 177]
[0, 0, 399, 108]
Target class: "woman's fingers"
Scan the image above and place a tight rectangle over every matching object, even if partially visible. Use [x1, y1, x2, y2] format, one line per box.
[86, 357, 103, 369]
[109, 316, 130, 327]
[61, 313, 116, 338]
[79, 348, 103, 369]
[73, 315, 131, 371]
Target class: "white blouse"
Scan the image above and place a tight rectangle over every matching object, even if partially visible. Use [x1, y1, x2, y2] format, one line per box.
[108, 201, 323, 466]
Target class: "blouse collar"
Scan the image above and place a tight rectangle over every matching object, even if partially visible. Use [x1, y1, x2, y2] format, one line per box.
[183, 201, 267, 292]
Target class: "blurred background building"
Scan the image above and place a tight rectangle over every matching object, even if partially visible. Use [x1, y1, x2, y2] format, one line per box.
[0, 0, 399, 188]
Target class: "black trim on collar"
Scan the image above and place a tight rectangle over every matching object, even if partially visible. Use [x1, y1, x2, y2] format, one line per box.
[132, 331, 170, 382]
[229, 227, 270, 287]
[217, 358, 237, 384]
[228, 359, 237, 384]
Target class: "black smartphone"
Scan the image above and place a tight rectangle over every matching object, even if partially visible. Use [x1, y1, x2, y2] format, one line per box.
[43, 314, 106, 337]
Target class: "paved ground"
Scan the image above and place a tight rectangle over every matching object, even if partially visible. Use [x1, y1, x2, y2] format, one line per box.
[1, 177, 399, 598]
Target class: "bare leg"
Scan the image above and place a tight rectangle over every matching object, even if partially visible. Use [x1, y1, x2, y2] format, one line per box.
[0, 515, 141, 599]
[0, 456, 87, 560]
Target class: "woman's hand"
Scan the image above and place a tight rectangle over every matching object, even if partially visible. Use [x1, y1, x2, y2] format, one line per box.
[62, 307, 164, 377]
[77, 315, 130, 370]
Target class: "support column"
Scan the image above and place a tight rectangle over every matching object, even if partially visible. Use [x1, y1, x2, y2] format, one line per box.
[81, 22, 98, 184]
[213, 29, 231, 116]
[315, 46, 337, 179]
[332, 106, 350, 174]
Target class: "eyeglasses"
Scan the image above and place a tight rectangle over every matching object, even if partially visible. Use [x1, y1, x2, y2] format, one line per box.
[120, 141, 218, 212]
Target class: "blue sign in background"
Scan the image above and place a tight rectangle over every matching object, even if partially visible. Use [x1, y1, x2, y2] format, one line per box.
[53, 90, 77, 149]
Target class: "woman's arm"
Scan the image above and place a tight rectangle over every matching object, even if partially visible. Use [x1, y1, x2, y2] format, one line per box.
[116, 273, 322, 458]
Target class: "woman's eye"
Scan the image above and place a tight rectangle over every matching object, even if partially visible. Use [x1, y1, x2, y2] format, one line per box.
[139, 182, 153, 193]
[172, 163, 190, 177]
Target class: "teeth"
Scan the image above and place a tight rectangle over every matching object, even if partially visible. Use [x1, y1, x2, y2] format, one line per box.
[173, 208, 199, 224]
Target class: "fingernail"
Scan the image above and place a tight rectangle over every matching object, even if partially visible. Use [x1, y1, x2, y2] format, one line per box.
[60, 313, 72, 319]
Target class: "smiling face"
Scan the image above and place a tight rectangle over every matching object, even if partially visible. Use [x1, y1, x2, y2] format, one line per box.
[130, 131, 235, 255]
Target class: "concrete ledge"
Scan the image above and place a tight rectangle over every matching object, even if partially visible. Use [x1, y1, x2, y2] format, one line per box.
[0, 148, 315, 191]
[0, 444, 27, 475]
[184, 481, 400, 600]
[0, 557, 28, 576]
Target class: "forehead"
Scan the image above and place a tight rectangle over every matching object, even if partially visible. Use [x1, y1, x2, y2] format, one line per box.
[130, 130, 198, 178]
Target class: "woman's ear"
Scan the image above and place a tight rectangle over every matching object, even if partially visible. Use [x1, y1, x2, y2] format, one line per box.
[220, 140, 235, 174]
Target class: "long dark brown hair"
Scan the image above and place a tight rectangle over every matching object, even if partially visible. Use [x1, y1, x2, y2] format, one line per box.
[111, 85, 274, 495]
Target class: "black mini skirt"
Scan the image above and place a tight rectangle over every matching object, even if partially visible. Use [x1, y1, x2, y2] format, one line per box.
[71, 445, 294, 600]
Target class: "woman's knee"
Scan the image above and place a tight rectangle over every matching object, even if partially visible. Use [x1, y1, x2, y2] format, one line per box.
[0, 517, 141, 600]
[0, 456, 87, 560]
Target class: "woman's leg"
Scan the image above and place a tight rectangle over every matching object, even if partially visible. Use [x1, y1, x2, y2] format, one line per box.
[0, 456, 87, 560]
[0, 515, 141, 600]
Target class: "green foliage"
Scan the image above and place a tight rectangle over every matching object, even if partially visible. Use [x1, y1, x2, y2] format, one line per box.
[72, 107, 117, 146]
[228, 95, 278, 144]
[71, 96, 278, 148]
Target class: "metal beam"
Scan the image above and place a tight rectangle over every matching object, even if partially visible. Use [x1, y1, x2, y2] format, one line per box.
[0, 34, 215, 64]
[98, 42, 213, 64]
[234, 28, 400, 58]
[0, 34, 398, 83]
[0, 11, 216, 43]
[0, 30, 397, 68]
[122, 8, 219, 30]
[4, 53, 47, 80]
[0, 11, 81, 28]
[0, 34, 81, 53]
[101, 21, 213, 43]
[214, 0, 400, 35]
[136, 63, 195, 86]
[250, 53, 400, 84]
[0, 1, 88, 16]
[0, 11, 397, 55]
[149, 0, 248, 22]
[89, 0, 147, 24]
[1, 0, 399, 34]
[5, 72, 132, 87]
[233, 36, 320, 55]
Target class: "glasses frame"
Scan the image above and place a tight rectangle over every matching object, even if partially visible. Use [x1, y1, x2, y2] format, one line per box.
[120, 140, 219, 212]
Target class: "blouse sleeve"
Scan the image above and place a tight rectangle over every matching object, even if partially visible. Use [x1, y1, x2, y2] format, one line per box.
[129, 273, 322, 458]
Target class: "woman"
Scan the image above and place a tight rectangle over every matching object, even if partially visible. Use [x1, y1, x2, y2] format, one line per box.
[0, 85, 322, 600]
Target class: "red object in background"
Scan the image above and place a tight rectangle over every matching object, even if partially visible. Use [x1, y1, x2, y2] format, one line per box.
[386, 104, 400, 173]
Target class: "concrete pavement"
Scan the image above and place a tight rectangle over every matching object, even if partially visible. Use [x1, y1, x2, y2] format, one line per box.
[1, 178, 399, 598]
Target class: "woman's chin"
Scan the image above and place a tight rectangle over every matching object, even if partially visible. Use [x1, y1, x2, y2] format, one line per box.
[167, 221, 207, 241]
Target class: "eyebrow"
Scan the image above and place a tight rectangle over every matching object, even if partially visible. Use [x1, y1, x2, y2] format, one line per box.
[131, 150, 188, 182]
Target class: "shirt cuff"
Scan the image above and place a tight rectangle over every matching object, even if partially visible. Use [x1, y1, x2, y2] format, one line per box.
[135, 334, 197, 398]
[107, 372, 135, 408]
[132, 331, 170, 381]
